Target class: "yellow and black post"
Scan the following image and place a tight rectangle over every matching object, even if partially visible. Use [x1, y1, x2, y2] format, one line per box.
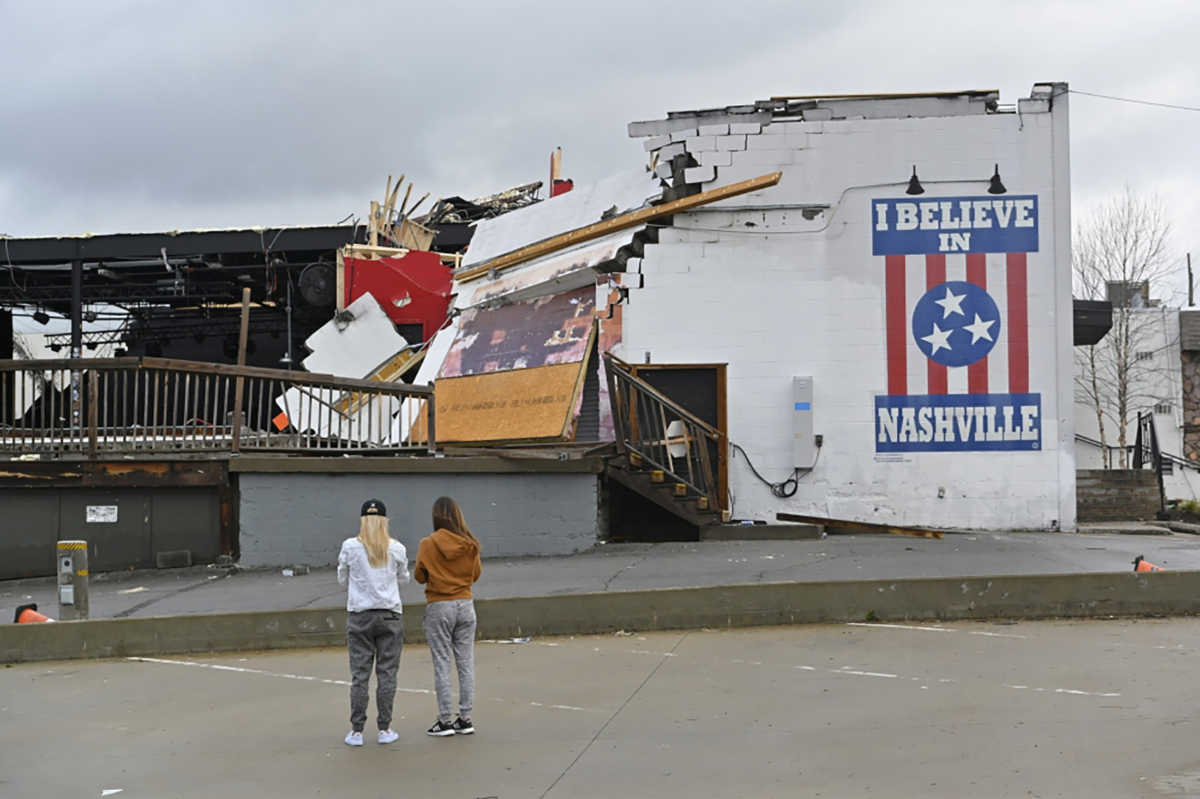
[56, 540, 89, 620]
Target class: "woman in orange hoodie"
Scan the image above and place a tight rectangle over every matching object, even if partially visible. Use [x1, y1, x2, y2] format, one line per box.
[414, 496, 482, 736]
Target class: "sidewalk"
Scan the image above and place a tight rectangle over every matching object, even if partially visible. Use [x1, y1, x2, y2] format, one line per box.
[5, 529, 1197, 623]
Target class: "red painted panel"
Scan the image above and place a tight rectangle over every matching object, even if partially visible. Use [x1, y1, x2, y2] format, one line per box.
[885, 255, 907, 396]
[1006, 252, 1029, 394]
[965, 253, 988, 394]
[343, 251, 453, 343]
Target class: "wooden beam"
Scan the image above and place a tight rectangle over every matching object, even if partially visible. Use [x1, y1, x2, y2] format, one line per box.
[775, 512, 944, 540]
[343, 243, 411, 258]
[231, 287, 252, 452]
[456, 171, 783, 283]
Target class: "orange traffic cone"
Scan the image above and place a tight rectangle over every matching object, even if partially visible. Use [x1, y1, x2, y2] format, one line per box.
[1133, 555, 1164, 573]
[13, 603, 54, 623]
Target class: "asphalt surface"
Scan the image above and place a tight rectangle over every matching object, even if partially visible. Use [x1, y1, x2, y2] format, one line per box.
[4, 530, 1200, 623]
[5, 618, 1200, 798]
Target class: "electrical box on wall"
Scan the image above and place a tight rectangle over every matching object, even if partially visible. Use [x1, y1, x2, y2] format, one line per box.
[792, 376, 816, 468]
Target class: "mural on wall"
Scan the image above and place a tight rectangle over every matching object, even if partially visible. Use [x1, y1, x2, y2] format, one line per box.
[872, 195, 1042, 452]
[440, 285, 595, 378]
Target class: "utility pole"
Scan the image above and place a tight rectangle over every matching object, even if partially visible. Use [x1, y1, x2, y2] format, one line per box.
[1189, 252, 1194, 308]
[70, 258, 82, 429]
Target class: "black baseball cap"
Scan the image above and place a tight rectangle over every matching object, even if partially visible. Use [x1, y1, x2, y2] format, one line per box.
[361, 498, 387, 517]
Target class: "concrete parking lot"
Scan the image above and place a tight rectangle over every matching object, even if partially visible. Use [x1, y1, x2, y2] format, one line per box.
[5, 619, 1200, 798]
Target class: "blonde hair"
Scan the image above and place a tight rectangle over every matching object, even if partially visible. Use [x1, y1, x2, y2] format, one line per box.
[357, 514, 392, 567]
[432, 496, 475, 541]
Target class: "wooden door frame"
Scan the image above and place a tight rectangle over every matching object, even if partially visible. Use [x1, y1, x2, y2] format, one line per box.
[629, 362, 728, 511]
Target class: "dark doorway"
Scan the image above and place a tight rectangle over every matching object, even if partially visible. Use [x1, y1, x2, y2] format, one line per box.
[630, 363, 728, 509]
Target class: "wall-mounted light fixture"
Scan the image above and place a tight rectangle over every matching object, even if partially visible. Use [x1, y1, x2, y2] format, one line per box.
[987, 164, 1007, 195]
[905, 166, 925, 195]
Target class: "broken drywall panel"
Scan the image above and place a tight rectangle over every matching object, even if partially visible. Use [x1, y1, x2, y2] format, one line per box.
[441, 285, 595, 378]
[455, 229, 639, 310]
[273, 385, 420, 446]
[395, 316, 460, 436]
[301, 292, 410, 378]
[461, 169, 662, 269]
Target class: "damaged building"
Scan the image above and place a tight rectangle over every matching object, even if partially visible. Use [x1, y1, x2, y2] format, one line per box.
[420, 83, 1076, 534]
[0, 83, 1080, 577]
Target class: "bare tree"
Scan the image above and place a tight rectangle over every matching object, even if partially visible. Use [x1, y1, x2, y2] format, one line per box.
[1073, 188, 1174, 468]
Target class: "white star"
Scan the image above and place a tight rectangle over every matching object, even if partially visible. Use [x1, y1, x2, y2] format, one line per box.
[934, 287, 967, 318]
[963, 314, 996, 345]
[921, 323, 953, 355]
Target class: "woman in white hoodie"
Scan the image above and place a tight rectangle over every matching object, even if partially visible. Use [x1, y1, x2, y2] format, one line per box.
[337, 498, 410, 747]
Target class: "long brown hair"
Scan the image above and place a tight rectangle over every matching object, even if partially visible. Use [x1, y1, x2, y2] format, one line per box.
[432, 496, 475, 540]
[357, 515, 391, 567]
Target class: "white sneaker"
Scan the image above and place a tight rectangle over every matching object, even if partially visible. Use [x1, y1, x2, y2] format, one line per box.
[377, 729, 399, 745]
[344, 730, 363, 747]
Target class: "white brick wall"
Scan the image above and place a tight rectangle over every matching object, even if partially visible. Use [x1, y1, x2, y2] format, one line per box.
[685, 135, 717, 152]
[617, 97, 1075, 531]
[730, 122, 762, 135]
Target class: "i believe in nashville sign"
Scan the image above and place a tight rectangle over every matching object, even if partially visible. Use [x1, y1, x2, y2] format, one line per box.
[871, 195, 1042, 453]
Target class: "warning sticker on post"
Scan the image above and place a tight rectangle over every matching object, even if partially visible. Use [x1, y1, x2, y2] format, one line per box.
[86, 505, 118, 523]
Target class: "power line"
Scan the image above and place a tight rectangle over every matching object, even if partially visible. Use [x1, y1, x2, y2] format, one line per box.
[1070, 89, 1200, 113]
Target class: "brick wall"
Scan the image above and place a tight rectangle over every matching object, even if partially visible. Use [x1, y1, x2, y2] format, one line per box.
[1076, 469, 1161, 521]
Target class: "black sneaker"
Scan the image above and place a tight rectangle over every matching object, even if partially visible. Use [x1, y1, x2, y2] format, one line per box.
[452, 717, 475, 735]
[426, 719, 455, 737]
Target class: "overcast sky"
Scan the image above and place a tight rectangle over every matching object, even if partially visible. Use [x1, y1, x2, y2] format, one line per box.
[1, 0, 1196, 298]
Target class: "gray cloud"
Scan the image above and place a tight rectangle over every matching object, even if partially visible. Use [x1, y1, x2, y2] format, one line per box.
[1, 0, 1195, 288]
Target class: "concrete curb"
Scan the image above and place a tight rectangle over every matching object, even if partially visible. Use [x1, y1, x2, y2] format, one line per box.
[4, 571, 1199, 664]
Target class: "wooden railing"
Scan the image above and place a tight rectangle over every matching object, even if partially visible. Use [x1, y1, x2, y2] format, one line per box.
[604, 353, 723, 512]
[0, 357, 434, 458]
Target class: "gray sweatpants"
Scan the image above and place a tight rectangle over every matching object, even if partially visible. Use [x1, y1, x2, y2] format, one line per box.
[347, 609, 404, 732]
[422, 599, 476, 723]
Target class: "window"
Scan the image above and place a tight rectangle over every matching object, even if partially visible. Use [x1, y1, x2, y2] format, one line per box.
[1136, 351, 1154, 361]
[1154, 403, 1173, 415]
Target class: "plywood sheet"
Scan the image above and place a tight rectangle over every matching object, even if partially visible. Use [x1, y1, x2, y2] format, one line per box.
[435, 361, 588, 444]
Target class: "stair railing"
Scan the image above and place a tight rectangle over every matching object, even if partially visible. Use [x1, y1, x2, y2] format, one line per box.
[604, 353, 723, 512]
[1133, 410, 1168, 517]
